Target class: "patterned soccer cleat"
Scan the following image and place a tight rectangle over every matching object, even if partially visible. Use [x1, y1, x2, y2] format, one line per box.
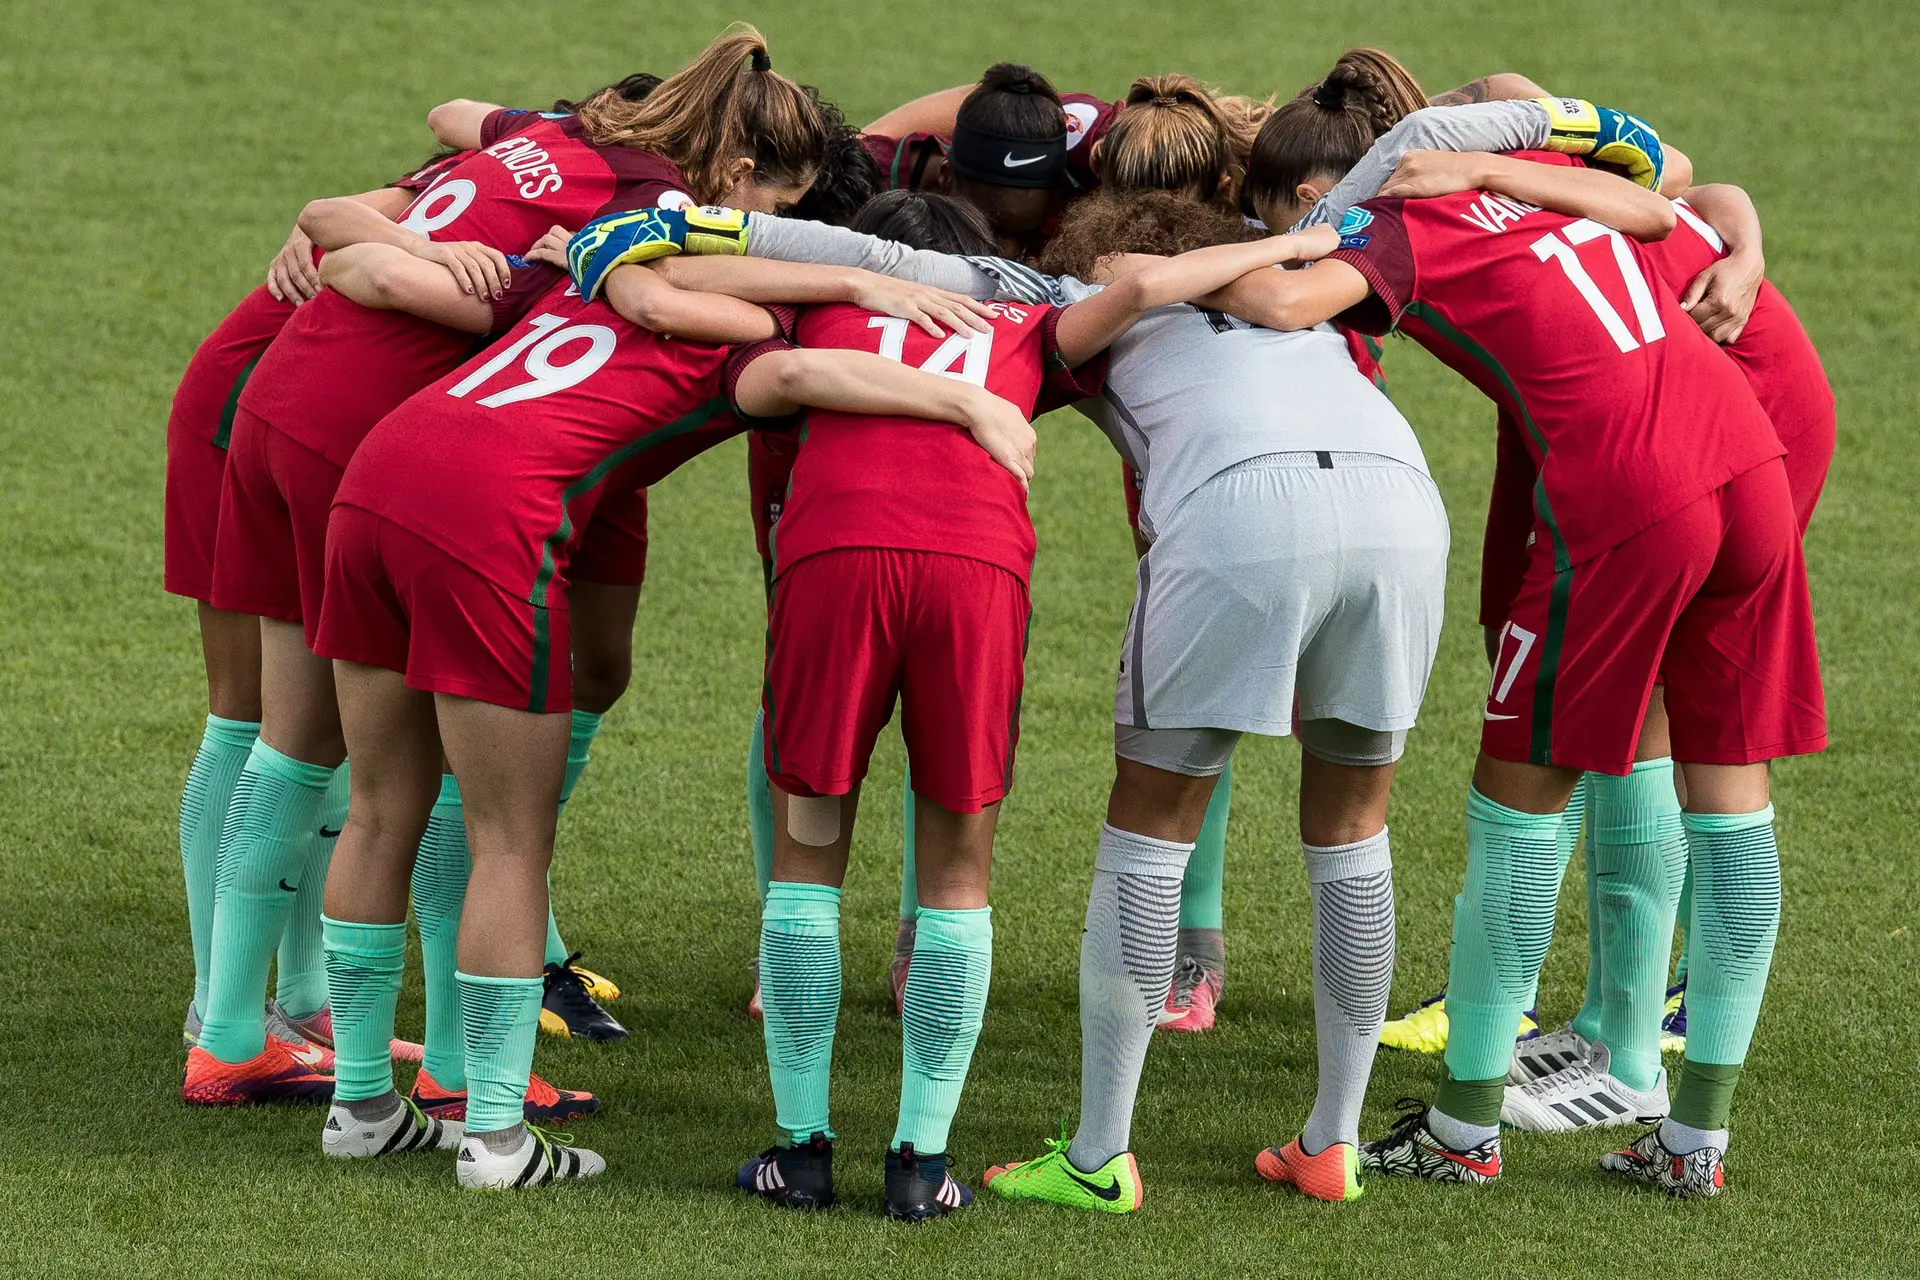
[322, 1095, 462, 1158]
[408, 1065, 599, 1123]
[983, 1136, 1143, 1214]
[1599, 1126, 1726, 1198]
[1158, 954, 1222, 1034]
[1255, 1137, 1363, 1202]
[278, 1002, 419, 1060]
[539, 953, 629, 1041]
[1501, 1043, 1669, 1132]
[1660, 982, 1688, 1053]
[1359, 1102, 1502, 1184]
[738, 1133, 836, 1211]
[884, 1144, 973, 1221]
[457, 1124, 606, 1190]
[184, 1001, 339, 1072]
[890, 918, 916, 1017]
[182, 1040, 334, 1106]
[1508, 1022, 1590, 1083]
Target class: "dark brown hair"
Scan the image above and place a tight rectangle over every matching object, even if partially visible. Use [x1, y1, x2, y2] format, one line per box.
[552, 72, 663, 114]
[1040, 188, 1259, 281]
[575, 24, 827, 204]
[955, 63, 1067, 150]
[849, 189, 998, 255]
[1242, 47, 1428, 216]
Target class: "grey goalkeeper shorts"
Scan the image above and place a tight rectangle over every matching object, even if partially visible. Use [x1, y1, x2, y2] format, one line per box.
[1114, 451, 1449, 736]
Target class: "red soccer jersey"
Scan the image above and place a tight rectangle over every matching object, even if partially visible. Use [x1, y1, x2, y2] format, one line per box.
[1641, 198, 1835, 449]
[1060, 92, 1122, 191]
[1327, 153, 1783, 567]
[335, 281, 782, 606]
[239, 116, 690, 468]
[757, 300, 1104, 584]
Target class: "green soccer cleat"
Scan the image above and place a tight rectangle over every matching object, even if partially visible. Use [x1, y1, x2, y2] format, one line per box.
[983, 1136, 1143, 1214]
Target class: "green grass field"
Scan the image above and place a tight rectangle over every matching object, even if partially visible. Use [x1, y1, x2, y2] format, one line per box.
[5, 1, 1918, 1274]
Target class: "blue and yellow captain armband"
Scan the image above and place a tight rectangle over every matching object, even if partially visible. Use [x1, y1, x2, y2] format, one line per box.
[1534, 97, 1667, 190]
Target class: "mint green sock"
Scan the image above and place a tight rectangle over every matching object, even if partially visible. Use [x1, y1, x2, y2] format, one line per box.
[179, 715, 258, 1013]
[1441, 786, 1570, 1085]
[1589, 759, 1686, 1091]
[199, 741, 336, 1062]
[894, 906, 993, 1153]
[276, 762, 348, 1019]
[1673, 861, 1694, 985]
[899, 768, 918, 921]
[411, 774, 470, 1088]
[543, 709, 604, 968]
[322, 916, 406, 1101]
[761, 882, 842, 1143]
[1679, 807, 1780, 1076]
[1179, 761, 1231, 930]
[457, 971, 544, 1134]
[1567, 775, 1604, 1042]
[748, 709, 774, 906]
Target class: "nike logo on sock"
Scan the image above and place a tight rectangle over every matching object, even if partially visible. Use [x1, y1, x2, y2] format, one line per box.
[318, 826, 343, 838]
[1064, 1167, 1123, 1201]
[278, 879, 299, 892]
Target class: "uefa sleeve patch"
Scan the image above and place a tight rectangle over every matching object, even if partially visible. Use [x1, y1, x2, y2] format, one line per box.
[1337, 207, 1374, 235]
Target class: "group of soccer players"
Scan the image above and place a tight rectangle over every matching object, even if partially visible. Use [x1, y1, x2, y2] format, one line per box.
[162, 23, 1830, 1216]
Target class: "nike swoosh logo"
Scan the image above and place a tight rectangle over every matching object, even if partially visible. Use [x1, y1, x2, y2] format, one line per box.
[1447, 1151, 1502, 1177]
[318, 826, 343, 838]
[287, 1042, 326, 1068]
[278, 879, 299, 893]
[1003, 152, 1047, 168]
[1064, 1168, 1123, 1201]
[1483, 711, 1519, 721]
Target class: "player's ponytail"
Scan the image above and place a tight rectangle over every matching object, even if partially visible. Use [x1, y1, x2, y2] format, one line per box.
[1242, 46, 1429, 219]
[1095, 74, 1272, 210]
[576, 23, 827, 204]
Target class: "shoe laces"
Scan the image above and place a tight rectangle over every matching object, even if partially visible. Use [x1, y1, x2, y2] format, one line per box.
[1378, 1098, 1433, 1146]
[1170, 954, 1209, 1005]
[1519, 1060, 1602, 1099]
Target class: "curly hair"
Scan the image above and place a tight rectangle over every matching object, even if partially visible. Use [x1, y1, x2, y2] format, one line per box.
[1039, 188, 1260, 282]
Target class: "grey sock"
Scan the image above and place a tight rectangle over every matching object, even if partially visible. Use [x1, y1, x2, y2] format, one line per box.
[1300, 830, 1396, 1154]
[475, 1121, 529, 1154]
[1175, 926, 1225, 975]
[1427, 1104, 1498, 1152]
[1659, 1116, 1728, 1156]
[1068, 823, 1193, 1171]
[340, 1089, 404, 1124]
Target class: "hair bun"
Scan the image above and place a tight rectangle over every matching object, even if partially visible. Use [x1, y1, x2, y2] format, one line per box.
[1312, 81, 1345, 110]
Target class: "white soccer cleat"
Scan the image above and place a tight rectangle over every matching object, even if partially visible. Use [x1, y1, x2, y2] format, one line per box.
[1501, 1042, 1669, 1132]
[1508, 1022, 1590, 1084]
[322, 1096, 462, 1158]
[457, 1124, 606, 1190]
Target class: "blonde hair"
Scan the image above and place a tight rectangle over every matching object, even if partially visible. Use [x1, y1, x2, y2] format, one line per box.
[575, 23, 826, 204]
[1095, 74, 1272, 211]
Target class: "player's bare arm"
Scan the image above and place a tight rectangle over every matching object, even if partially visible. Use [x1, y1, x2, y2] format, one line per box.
[267, 186, 415, 304]
[598, 264, 784, 345]
[316, 243, 494, 333]
[1428, 72, 1549, 106]
[648, 256, 995, 336]
[1052, 233, 1329, 366]
[1199, 240, 1372, 332]
[1676, 183, 1767, 342]
[1381, 151, 1676, 240]
[298, 194, 513, 299]
[734, 349, 1037, 487]
[864, 84, 974, 138]
[425, 98, 503, 150]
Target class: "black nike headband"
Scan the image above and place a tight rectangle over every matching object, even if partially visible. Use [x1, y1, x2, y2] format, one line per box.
[946, 122, 1069, 189]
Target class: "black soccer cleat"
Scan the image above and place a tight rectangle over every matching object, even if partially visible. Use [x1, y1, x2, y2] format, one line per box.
[884, 1143, 973, 1222]
[541, 953, 629, 1042]
[738, 1133, 836, 1211]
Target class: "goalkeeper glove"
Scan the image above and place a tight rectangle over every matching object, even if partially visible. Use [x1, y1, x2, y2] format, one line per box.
[1533, 97, 1667, 190]
[566, 206, 752, 302]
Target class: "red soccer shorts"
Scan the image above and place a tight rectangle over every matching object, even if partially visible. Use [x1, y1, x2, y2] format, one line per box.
[316, 505, 572, 714]
[210, 408, 340, 636]
[763, 547, 1030, 813]
[1482, 458, 1825, 774]
[164, 291, 293, 601]
[571, 480, 649, 587]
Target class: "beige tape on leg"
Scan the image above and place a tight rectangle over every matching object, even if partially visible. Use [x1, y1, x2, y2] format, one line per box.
[787, 793, 841, 847]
